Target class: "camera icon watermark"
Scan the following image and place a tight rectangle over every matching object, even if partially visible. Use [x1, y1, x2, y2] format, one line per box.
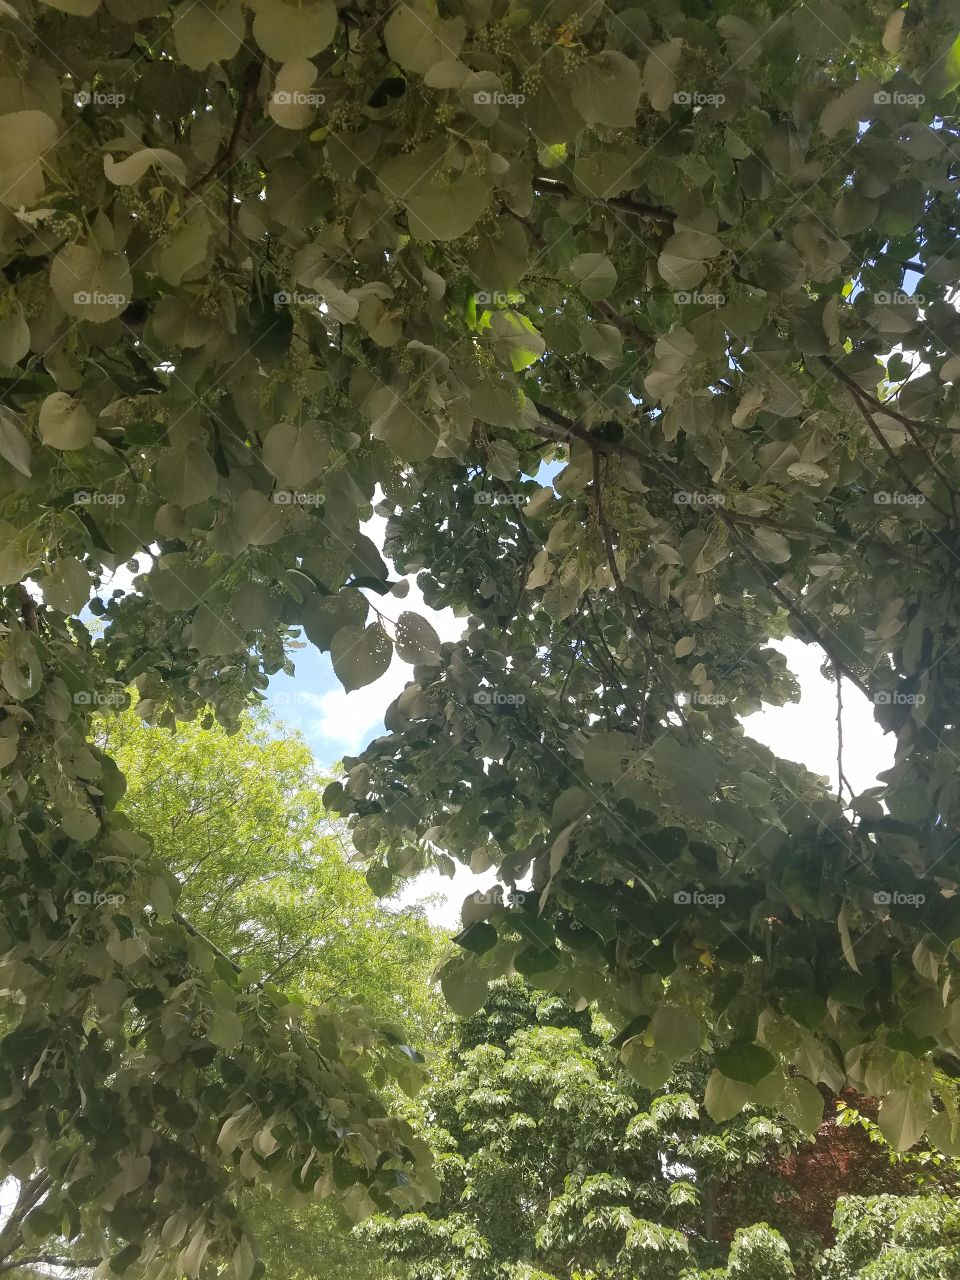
[475, 290, 512, 307]
[874, 89, 925, 105]
[674, 491, 725, 507]
[874, 491, 926, 507]
[74, 89, 125, 108]
[73, 690, 126, 707]
[74, 290, 127, 307]
[274, 290, 324, 307]
[73, 890, 126, 906]
[473, 90, 525, 106]
[271, 90, 325, 106]
[473, 690, 526, 707]
[74, 490, 125, 506]
[674, 89, 726, 106]
[674, 889, 726, 906]
[674, 290, 725, 306]
[272, 490, 322, 505]
[874, 690, 925, 706]
[874, 889, 925, 906]
[874, 290, 923, 305]
[474, 492, 526, 506]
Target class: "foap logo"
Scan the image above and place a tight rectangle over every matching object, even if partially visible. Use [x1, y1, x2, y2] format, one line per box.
[473, 690, 526, 707]
[74, 890, 126, 906]
[874, 491, 926, 507]
[473, 90, 525, 106]
[874, 89, 925, 106]
[474, 492, 526, 506]
[674, 491, 724, 507]
[73, 690, 126, 708]
[74, 290, 127, 307]
[471, 888, 533, 909]
[74, 490, 125, 506]
[674, 290, 726, 306]
[690, 691, 727, 706]
[274, 290, 324, 307]
[475, 290, 512, 307]
[271, 90, 325, 106]
[674, 889, 726, 906]
[874, 690, 925, 706]
[273, 490, 322, 506]
[874, 290, 924, 305]
[674, 89, 725, 106]
[874, 889, 925, 906]
[74, 88, 125, 108]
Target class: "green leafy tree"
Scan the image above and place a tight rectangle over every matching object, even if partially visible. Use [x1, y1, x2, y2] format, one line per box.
[0, 709, 441, 1277]
[99, 705, 441, 1030]
[365, 980, 958, 1280]
[4, 0, 960, 1268]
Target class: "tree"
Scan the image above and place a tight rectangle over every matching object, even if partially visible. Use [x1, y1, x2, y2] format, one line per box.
[3, 0, 960, 1268]
[365, 979, 959, 1280]
[98, 705, 441, 1030]
[0, 708, 442, 1277]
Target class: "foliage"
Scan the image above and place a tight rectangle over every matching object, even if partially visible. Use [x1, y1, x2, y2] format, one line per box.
[0, 707, 441, 1276]
[99, 705, 441, 1028]
[365, 979, 956, 1280]
[817, 1194, 960, 1278]
[2, 0, 960, 1268]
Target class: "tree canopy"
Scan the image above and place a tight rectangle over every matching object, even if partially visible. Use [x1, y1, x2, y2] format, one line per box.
[0, 708, 441, 1277]
[3, 0, 960, 1272]
[366, 978, 960, 1280]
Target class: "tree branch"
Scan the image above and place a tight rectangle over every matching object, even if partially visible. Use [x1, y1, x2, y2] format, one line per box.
[532, 175, 675, 225]
[188, 57, 262, 197]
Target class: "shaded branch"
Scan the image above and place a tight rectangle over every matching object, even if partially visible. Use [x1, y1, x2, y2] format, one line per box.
[531, 175, 675, 225]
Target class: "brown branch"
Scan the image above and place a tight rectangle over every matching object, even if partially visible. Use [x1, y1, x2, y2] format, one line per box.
[17, 585, 37, 632]
[824, 359, 960, 436]
[0, 1255, 100, 1274]
[173, 911, 242, 974]
[532, 175, 675, 225]
[828, 366, 953, 524]
[594, 297, 655, 349]
[531, 399, 874, 698]
[188, 58, 263, 197]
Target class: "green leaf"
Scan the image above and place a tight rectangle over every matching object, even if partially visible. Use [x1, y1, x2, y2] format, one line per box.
[50, 243, 132, 323]
[262, 421, 330, 488]
[650, 1007, 702, 1061]
[782, 1078, 824, 1134]
[644, 40, 682, 113]
[38, 392, 95, 450]
[209, 1009, 243, 1051]
[704, 1069, 753, 1121]
[155, 443, 218, 508]
[571, 51, 642, 127]
[440, 965, 489, 1017]
[0, 410, 31, 475]
[405, 175, 490, 242]
[172, 0, 244, 70]
[714, 1041, 777, 1085]
[454, 921, 498, 954]
[878, 1087, 933, 1151]
[570, 253, 618, 301]
[331, 622, 393, 691]
[384, 4, 466, 74]
[658, 229, 724, 291]
[0, 110, 58, 207]
[253, 0, 336, 60]
[395, 611, 442, 664]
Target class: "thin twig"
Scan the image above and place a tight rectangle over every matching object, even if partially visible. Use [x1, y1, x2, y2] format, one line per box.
[834, 662, 853, 805]
[188, 58, 262, 198]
